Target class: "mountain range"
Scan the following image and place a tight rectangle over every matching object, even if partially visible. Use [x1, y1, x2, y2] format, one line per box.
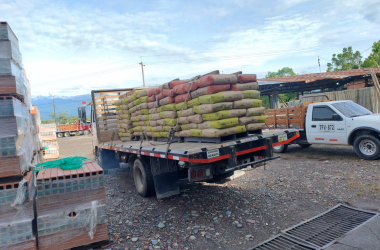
[32, 94, 92, 120]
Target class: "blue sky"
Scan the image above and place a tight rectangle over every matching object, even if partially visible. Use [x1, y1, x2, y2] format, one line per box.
[1, 0, 379, 96]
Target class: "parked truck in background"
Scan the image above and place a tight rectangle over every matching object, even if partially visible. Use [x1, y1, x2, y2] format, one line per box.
[56, 103, 91, 137]
[265, 97, 380, 160]
[90, 88, 300, 199]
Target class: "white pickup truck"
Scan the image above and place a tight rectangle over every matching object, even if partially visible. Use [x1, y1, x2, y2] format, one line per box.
[269, 100, 380, 160]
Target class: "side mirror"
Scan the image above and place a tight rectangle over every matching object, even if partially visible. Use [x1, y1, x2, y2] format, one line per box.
[332, 114, 341, 121]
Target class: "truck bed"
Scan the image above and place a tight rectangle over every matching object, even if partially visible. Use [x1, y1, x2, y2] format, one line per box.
[97, 130, 300, 163]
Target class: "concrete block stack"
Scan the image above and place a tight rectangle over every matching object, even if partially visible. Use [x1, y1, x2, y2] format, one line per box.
[30, 105, 44, 165]
[39, 123, 59, 160]
[115, 71, 266, 141]
[35, 161, 108, 250]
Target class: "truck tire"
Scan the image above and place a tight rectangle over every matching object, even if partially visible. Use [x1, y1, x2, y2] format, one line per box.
[57, 133, 63, 138]
[353, 135, 380, 160]
[64, 132, 70, 137]
[273, 144, 288, 153]
[298, 143, 311, 148]
[84, 130, 90, 135]
[133, 158, 155, 197]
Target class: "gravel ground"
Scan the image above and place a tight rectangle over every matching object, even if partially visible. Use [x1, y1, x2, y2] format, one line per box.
[55, 136, 380, 249]
[102, 144, 380, 250]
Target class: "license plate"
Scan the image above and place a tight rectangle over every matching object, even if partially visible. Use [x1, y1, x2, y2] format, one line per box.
[319, 124, 335, 132]
[207, 149, 220, 159]
[278, 133, 288, 142]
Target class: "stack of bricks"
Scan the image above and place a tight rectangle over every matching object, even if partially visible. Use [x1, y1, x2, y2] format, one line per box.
[30, 105, 44, 165]
[35, 161, 108, 250]
[39, 123, 59, 160]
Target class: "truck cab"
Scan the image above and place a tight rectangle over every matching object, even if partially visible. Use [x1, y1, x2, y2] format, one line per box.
[272, 100, 380, 160]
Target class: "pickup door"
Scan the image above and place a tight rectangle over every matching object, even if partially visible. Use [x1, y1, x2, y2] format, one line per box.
[307, 105, 348, 144]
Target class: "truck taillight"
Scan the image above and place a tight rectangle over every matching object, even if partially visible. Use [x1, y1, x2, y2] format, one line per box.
[198, 169, 203, 177]
[191, 171, 196, 179]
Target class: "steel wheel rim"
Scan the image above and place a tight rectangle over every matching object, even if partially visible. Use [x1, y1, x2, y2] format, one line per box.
[273, 145, 282, 150]
[359, 139, 377, 156]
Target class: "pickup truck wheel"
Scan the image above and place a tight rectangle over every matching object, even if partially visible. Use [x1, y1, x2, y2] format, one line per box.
[354, 135, 380, 160]
[84, 130, 90, 135]
[298, 143, 311, 148]
[273, 144, 288, 153]
[133, 159, 155, 197]
[57, 133, 63, 138]
[64, 132, 70, 137]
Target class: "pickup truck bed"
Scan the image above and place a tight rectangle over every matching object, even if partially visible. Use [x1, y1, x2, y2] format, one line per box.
[97, 130, 300, 164]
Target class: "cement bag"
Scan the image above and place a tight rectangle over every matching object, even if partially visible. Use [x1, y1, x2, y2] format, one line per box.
[149, 108, 158, 114]
[175, 94, 191, 104]
[138, 89, 148, 97]
[202, 125, 246, 138]
[135, 104, 142, 110]
[141, 109, 149, 115]
[217, 109, 246, 119]
[187, 114, 203, 124]
[246, 123, 265, 131]
[133, 99, 141, 106]
[190, 129, 203, 137]
[152, 126, 164, 132]
[133, 126, 143, 132]
[238, 74, 257, 83]
[140, 115, 151, 121]
[115, 100, 122, 105]
[162, 89, 171, 97]
[131, 116, 140, 122]
[161, 103, 177, 111]
[242, 90, 260, 99]
[134, 131, 142, 136]
[160, 132, 169, 138]
[181, 123, 198, 130]
[234, 99, 262, 109]
[160, 111, 177, 119]
[177, 107, 195, 117]
[148, 101, 159, 108]
[148, 95, 156, 102]
[141, 126, 148, 131]
[195, 74, 238, 88]
[119, 128, 126, 133]
[169, 80, 186, 89]
[132, 122, 139, 127]
[202, 112, 218, 121]
[149, 120, 158, 126]
[179, 130, 191, 137]
[150, 113, 161, 120]
[164, 118, 177, 126]
[146, 132, 153, 137]
[161, 82, 170, 90]
[147, 87, 160, 97]
[164, 125, 181, 132]
[173, 83, 196, 95]
[159, 96, 175, 106]
[123, 114, 131, 119]
[153, 132, 161, 137]
[198, 118, 239, 129]
[128, 102, 134, 109]
[231, 82, 258, 91]
[121, 120, 132, 125]
[140, 103, 148, 109]
[187, 98, 201, 107]
[176, 102, 188, 110]
[211, 91, 243, 103]
[238, 116, 259, 125]
[122, 104, 129, 110]
[246, 107, 265, 116]
[157, 119, 166, 126]
[193, 102, 233, 114]
[156, 92, 165, 101]
[120, 136, 132, 142]
[122, 98, 128, 105]
[257, 116, 267, 123]
[191, 84, 231, 99]
[138, 121, 149, 126]
[178, 117, 190, 124]
[134, 110, 142, 116]
[116, 105, 122, 111]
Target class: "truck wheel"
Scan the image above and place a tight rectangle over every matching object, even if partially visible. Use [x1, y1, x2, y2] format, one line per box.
[133, 159, 155, 197]
[298, 143, 311, 148]
[57, 133, 64, 138]
[354, 135, 380, 160]
[273, 144, 288, 153]
[64, 132, 70, 137]
[84, 130, 90, 135]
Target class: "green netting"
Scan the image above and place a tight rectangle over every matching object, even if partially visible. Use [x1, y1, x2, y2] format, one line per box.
[42, 147, 47, 150]
[34, 156, 88, 172]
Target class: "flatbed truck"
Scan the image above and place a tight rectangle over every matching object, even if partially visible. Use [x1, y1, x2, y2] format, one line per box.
[90, 88, 300, 199]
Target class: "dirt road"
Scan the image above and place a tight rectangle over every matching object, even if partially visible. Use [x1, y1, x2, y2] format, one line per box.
[57, 135, 94, 159]
[58, 136, 380, 249]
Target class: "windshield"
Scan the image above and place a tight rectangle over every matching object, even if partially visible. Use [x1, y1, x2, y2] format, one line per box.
[331, 102, 372, 118]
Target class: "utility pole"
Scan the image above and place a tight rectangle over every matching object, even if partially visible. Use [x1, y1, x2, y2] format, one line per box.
[139, 59, 146, 87]
[49, 93, 57, 124]
[318, 56, 321, 73]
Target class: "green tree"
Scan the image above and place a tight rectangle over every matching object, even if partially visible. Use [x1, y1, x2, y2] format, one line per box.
[50, 111, 78, 124]
[362, 41, 380, 68]
[41, 120, 55, 124]
[327, 46, 362, 72]
[265, 67, 296, 78]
